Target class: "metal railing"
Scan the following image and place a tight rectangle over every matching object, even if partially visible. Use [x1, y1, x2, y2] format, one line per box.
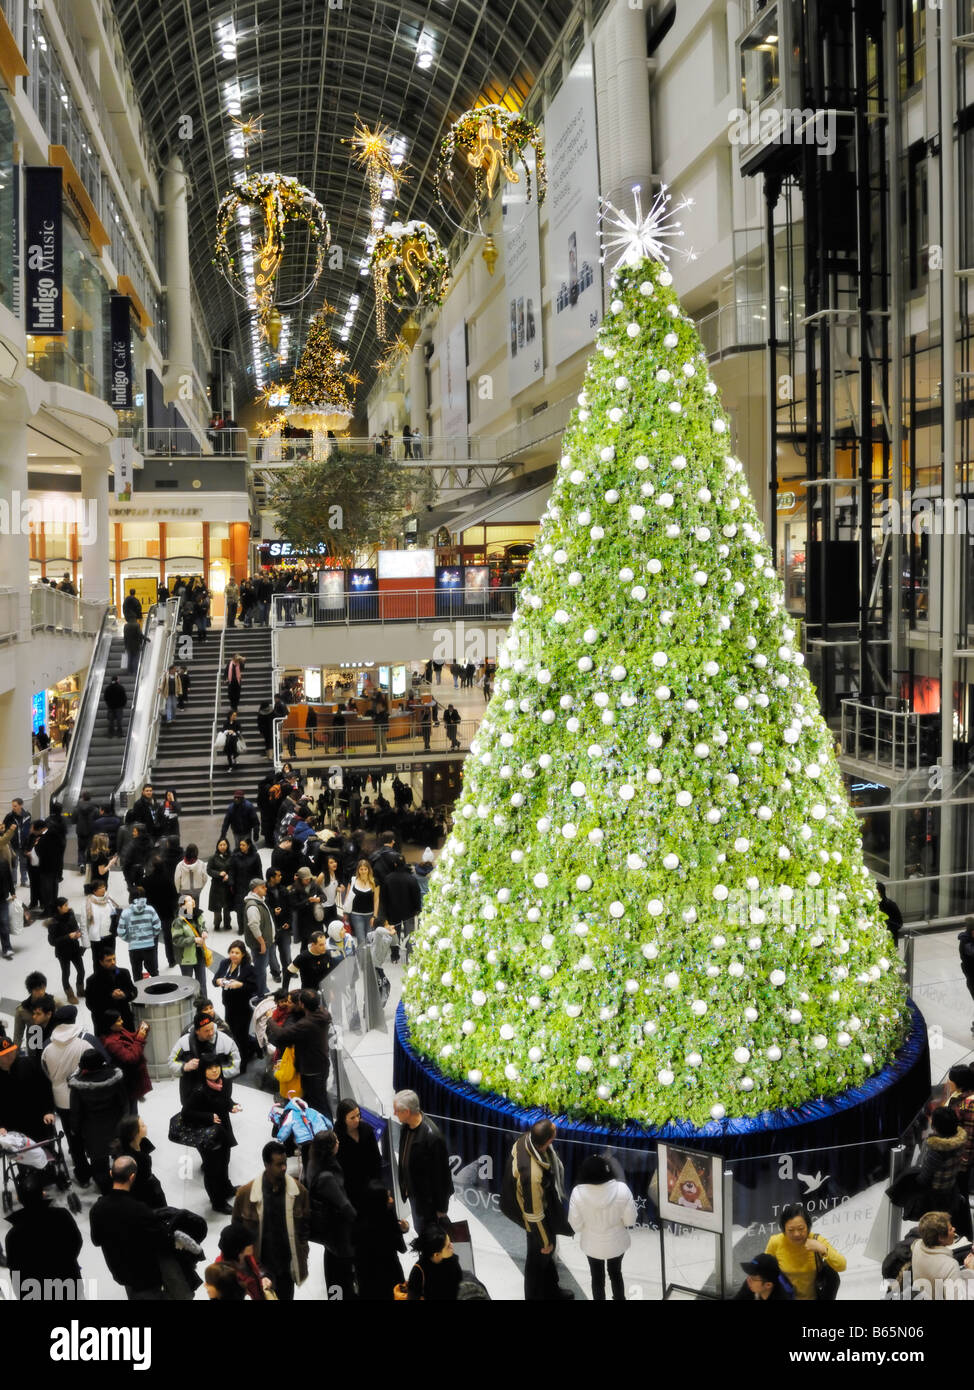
[840, 699, 923, 773]
[136, 426, 223, 457]
[276, 715, 480, 763]
[254, 433, 499, 463]
[0, 586, 20, 644]
[116, 598, 182, 811]
[136, 430, 503, 463]
[30, 586, 105, 637]
[693, 297, 801, 361]
[207, 622, 231, 816]
[271, 587, 517, 628]
[495, 394, 577, 461]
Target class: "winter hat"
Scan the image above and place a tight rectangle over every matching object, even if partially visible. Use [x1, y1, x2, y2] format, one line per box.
[53, 1005, 78, 1025]
[327, 921, 346, 943]
[422, 847, 435, 864]
[79, 1048, 104, 1073]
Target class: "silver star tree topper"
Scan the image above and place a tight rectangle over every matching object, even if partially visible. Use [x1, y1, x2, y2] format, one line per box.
[599, 184, 697, 271]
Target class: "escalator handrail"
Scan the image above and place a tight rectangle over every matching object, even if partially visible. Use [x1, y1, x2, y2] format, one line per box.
[113, 597, 182, 811]
[57, 605, 115, 814]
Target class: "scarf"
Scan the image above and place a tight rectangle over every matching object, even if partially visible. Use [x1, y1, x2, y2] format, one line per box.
[527, 1135, 566, 1204]
[206, 1078, 224, 1092]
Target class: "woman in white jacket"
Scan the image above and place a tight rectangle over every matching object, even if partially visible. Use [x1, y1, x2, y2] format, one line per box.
[568, 1155, 638, 1301]
[174, 843, 208, 907]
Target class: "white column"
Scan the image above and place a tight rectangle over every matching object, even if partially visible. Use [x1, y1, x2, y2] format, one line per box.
[0, 403, 34, 808]
[604, 6, 653, 205]
[79, 449, 111, 603]
[408, 347, 427, 433]
[162, 156, 194, 404]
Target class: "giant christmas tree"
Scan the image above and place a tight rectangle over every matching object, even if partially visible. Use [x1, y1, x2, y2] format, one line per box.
[403, 208, 909, 1128]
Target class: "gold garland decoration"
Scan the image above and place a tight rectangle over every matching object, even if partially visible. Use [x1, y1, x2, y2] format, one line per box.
[436, 104, 546, 222]
[214, 171, 331, 345]
[369, 219, 449, 338]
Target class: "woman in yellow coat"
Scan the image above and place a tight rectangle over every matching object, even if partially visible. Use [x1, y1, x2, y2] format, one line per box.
[765, 1204, 847, 1300]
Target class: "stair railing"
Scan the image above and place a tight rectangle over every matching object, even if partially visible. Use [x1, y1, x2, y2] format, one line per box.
[207, 618, 230, 815]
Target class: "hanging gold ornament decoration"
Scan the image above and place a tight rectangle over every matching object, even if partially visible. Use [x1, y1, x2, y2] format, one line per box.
[401, 316, 421, 350]
[369, 220, 449, 341]
[230, 112, 264, 148]
[436, 104, 546, 235]
[482, 235, 499, 276]
[214, 171, 331, 346]
[265, 305, 283, 352]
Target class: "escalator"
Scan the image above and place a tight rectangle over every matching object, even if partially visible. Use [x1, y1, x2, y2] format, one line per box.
[60, 602, 177, 813]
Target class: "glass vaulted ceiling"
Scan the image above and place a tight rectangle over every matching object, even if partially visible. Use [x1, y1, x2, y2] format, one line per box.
[110, 0, 576, 405]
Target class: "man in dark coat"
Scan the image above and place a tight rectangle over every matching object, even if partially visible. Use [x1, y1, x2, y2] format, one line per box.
[73, 791, 97, 871]
[877, 883, 903, 945]
[84, 948, 138, 1035]
[221, 791, 260, 846]
[92, 805, 121, 852]
[380, 856, 423, 957]
[392, 1088, 453, 1234]
[103, 676, 127, 738]
[128, 785, 161, 837]
[0, 1034, 55, 1140]
[122, 619, 145, 673]
[89, 1156, 180, 1299]
[67, 1049, 127, 1193]
[266, 989, 332, 1119]
[121, 589, 143, 624]
[500, 1119, 573, 1300]
[3, 1184, 84, 1296]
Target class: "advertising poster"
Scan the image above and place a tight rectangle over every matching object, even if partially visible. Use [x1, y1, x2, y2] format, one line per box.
[440, 321, 468, 440]
[25, 166, 63, 335]
[545, 45, 603, 366]
[503, 146, 543, 395]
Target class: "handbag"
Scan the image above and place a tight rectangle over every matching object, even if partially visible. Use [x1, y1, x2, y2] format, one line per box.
[214, 731, 227, 752]
[312, 903, 326, 923]
[273, 1046, 302, 1098]
[8, 897, 24, 935]
[814, 1251, 841, 1301]
[237, 738, 248, 752]
[202, 942, 214, 969]
[168, 1112, 222, 1152]
[394, 1265, 423, 1301]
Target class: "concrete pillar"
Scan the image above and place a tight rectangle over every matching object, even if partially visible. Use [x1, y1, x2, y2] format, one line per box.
[603, 6, 653, 206]
[408, 347, 427, 434]
[162, 156, 194, 404]
[0, 402, 33, 809]
[78, 450, 111, 603]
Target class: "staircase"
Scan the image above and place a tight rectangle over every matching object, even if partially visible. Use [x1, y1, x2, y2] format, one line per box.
[151, 625, 275, 816]
[81, 637, 139, 804]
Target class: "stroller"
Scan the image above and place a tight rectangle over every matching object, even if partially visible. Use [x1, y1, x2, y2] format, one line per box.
[0, 1128, 81, 1215]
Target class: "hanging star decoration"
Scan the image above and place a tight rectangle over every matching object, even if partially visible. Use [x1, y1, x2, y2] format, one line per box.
[231, 113, 264, 149]
[346, 370, 363, 396]
[345, 119, 404, 197]
[598, 184, 696, 271]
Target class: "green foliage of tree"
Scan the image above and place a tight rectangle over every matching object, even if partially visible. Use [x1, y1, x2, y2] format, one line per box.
[404, 255, 909, 1128]
[268, 451, 417, 565]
